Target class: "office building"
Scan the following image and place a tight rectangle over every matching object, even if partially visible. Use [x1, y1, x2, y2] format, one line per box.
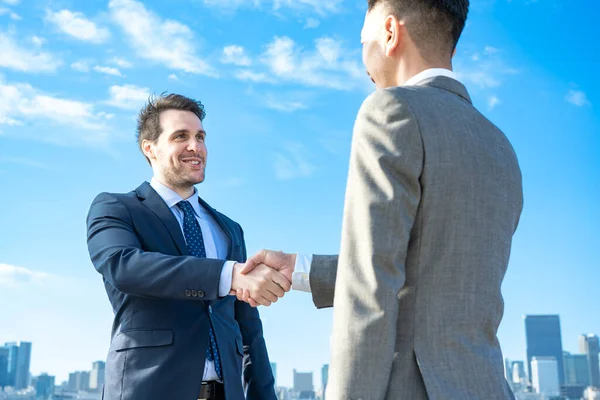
[35, 373, 55, 399]
[322, 364, 329, 399]
[580, 334, 600, 387]
[89, 361, 105, 391]
[270, 362, 277, 387]
[531, 357, 560, 397]
[524, 315, 565, 385]
[563, 351, 590, 387]
[293, 369, 314, 393]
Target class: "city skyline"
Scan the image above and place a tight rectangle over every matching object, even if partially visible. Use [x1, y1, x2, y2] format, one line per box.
[0, 0, 598, 389]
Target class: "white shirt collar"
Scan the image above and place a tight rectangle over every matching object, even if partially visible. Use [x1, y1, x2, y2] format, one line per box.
[150, 177, 201, 216]
[403, 68, 457, 86]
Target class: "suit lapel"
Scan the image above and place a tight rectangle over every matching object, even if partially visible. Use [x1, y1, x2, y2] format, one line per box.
[136, 182, 189, 256]
[197, 196, 234, 259]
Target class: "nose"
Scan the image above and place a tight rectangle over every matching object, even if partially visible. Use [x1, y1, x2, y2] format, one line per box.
[186, 138, 204, 154]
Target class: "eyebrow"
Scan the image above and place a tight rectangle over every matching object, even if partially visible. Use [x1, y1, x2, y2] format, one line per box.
[171, 129, 207, 137]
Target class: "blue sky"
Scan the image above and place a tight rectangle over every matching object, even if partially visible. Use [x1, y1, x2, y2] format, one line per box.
[0, 0, 598, 389]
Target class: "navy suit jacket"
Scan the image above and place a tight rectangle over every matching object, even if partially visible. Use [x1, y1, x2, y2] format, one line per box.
[86, 182, 276, 400]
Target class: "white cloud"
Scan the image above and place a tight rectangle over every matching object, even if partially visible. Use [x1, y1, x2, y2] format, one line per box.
[93, 65, 123, 77]
[0, 115, 22, 125]
[0, 32, 61, 72]
[488, 95, 500, 110]
[31, 36, 45, 46]
[265, 98, 307, 112]
[0, 264, 51, 288]
[111, 57, 132, 68]
[109, 0, 217, 76]
[258, 36, 365, 90]
[0, 7, 21, 20]
[455, 45, 518, 89]
[45, 9, 110, 43]
[274, 142, 315, 180]
[168, 73, 179, 81]
[304, 18, 320, 29]
[203, 0, 343, 15]
[0, 156, 54, 170]
[106, 84, 150, 110]
[565, 90, 590, 107]
[0, 78, 111, 146]
[1, 0, 20, 5]
[234, 70, 275, 83]
[71, 60, 90, 72]
[221, 45, 252, 66]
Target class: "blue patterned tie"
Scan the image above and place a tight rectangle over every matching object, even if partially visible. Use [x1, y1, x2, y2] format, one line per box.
[177, 200, 222, 380]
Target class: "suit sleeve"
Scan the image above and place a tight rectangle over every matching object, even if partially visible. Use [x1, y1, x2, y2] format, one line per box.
[234, 225, 277, 400]
[309, 255, 339, 309]
[86, 192, 225, 301]
[327, 89, 423, 399]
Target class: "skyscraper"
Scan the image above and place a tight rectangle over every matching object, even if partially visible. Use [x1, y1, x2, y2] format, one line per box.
[270, 362, 277, 387]
[321, 364, 329, 399]
[563, 351, 590, 387]
[531, 357, 560, 397]
[3, 342, 19, 387]
[14, 342, 31, 390]
[89, 361, 105, 391]
[0, 347, 9, 388]
[511, 361, 527, 385]
[579, 334, 600, 387]
[293, 369, 314, 392]
[35, 373, 55, 399]
[524, 315, 565, 385]
[68, 371, 90, 391]
[3, 341, 31, 389]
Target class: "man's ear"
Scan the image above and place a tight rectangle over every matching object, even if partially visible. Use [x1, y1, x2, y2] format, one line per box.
[384, 15, 402, 57]
[142, 139, 155, 161]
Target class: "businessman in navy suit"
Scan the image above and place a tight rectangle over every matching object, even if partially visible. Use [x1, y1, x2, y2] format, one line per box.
[86, 93, 288, 400]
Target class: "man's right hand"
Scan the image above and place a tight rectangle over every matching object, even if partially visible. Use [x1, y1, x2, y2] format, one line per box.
[236, 250, 297, 307]
[231, 261, 291, 306]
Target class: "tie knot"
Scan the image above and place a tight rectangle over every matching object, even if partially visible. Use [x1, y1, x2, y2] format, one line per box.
[176, 200, 195, 216]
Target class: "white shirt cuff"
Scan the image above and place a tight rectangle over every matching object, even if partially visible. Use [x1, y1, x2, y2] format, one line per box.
[218, 261, 236, 297]
[292, 254, 313, 293]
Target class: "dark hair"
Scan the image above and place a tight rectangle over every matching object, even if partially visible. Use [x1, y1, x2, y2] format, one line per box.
[367, 0, 469, 61]
[136, 93, 206, 164]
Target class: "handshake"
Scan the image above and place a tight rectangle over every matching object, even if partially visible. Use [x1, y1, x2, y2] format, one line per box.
[229, 250, 297, 307]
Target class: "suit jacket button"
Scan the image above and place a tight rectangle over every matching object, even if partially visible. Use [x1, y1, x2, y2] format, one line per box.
[198, 290, 205, 298]
[191, 290, 198, 297]
[185, 290, 192, 297]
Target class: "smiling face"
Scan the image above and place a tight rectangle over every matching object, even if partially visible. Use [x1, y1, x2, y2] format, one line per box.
[142, 109, 207, 195]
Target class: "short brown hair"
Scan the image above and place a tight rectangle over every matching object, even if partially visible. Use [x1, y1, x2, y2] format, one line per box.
[368, 0, 469, 62]
[136, 93, 206, 164]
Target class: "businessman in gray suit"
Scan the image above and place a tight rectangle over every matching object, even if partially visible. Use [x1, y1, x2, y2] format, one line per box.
[87, 94, 289, 399]
[239, 1, 523, 399]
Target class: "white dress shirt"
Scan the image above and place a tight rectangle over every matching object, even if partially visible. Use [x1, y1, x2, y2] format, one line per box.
[150, 178, 234, 381]
[292, 68, 460, 293]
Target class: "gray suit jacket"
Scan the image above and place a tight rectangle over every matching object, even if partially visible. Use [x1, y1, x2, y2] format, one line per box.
[311, 76, 522, 400]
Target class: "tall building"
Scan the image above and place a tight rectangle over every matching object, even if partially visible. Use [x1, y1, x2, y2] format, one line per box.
[524, 315, 565, 385]
[531, 357, 560, 397]
[35, 373, 55, 399]
[511, 361, 526, 384]
[321, 364, 329, 399]
[14, 342, 31, 389]
[3, 341, 32, 389]
[0, 347, 9, 387]
[580, 334, 600, 387]
[68, 371, 90, 391]
[563, 351, 590, 386]
[270, 362, 277, 387]
[89, 361, 105, 391]
[293, 369, 314, 392]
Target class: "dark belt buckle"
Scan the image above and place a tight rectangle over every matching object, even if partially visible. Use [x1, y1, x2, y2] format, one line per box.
[199, 381, 219, 399]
